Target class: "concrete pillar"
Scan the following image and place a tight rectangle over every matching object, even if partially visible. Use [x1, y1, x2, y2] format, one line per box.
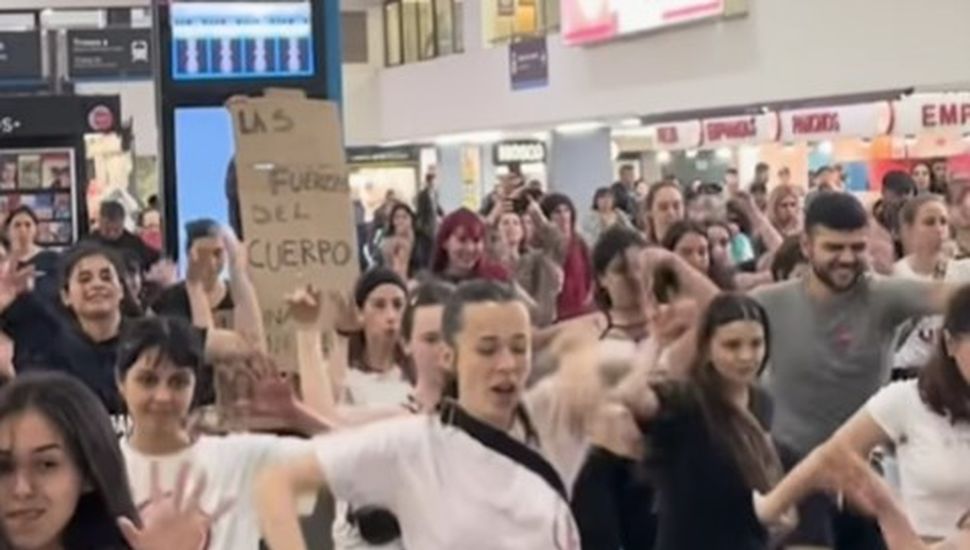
[548, 128, 613, 208]
[435, 144, 464, 211]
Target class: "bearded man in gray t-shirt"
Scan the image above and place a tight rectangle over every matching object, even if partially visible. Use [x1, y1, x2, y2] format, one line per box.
[753, 192, 948, 457]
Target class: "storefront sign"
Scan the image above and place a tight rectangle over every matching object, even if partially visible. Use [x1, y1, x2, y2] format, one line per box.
[509, 37, 548, 91]
[493, 140, 547, 165]
[0, 96, 120, 138]
[650, 120, 703, 150]
[779, 102, 891, 142]
[67, 28, 153, 79]
[701, 113, 779, 147]
[229, 90, 358, 366]
[893, 93, 970, 135]
[346, 146, 419, 165]
[563, 0, 726, 46]
[0, 31, 42, 81]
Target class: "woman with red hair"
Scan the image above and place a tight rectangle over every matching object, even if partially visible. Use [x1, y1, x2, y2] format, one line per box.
[431, 208, 510, 283]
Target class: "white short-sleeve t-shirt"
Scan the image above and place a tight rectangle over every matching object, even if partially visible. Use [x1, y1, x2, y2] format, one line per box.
[315, 414, 581, 550]
[334, 368, 412, 550]
[866, 380, 970, 538]
[891, 258, 970, 370]
[122, 434, 314, 550]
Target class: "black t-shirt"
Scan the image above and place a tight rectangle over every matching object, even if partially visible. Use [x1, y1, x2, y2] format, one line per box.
[611, 182, 637, 218]
[644, 383, 773, 550]
[89, 231, 160, 272]
[19, 249, 61, 304]
[151, 282, 235, 326]
[570, 385, 775, 550]
[0, 294, 205, 416]
[571, 447, 657, 550]
[1, 294, 132, 415]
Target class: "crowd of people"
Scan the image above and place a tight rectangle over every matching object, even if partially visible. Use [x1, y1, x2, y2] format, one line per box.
[0, 159, 969, 550]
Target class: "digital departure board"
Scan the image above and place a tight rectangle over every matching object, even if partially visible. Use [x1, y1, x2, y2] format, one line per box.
[170, 2, 314, 81]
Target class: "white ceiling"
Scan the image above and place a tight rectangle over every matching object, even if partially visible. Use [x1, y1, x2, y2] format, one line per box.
[1, 0, 376, 12]
[0, 0, 149, 8]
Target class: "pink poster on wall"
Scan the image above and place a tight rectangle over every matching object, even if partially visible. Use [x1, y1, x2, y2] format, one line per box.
[562, 0, 725, 46]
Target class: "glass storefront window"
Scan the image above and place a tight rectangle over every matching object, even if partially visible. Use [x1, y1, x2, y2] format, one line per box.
[435, 0, 454, 56]
[384, 0, 463, 67]
[454, 0, 464, 52]
[384, 2, 403, 66]
[483, 0, 559, 45]
[401, 0, 420, 64]
[417, 0, 435, 60]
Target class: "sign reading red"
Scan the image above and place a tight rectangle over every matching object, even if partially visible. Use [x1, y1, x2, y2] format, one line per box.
[921, 103, 970, 129]
[705, 118, 756, 141]
[792, 113, 840, 135]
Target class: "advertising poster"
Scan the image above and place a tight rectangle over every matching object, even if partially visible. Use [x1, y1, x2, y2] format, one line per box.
[509, 37, 549, 91]
[0, 148, 76, 246]
[562, 0, 726, 46]
[461, 146, 482, 210]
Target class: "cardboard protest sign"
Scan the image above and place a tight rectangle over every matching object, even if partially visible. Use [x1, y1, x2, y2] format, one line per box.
[228, 89, 359, 367]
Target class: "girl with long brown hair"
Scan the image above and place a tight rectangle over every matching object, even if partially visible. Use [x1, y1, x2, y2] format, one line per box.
[575, 293, 790, 550]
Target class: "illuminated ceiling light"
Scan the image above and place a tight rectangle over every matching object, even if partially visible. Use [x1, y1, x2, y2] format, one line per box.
[685, 149, 698, 159]
[612, 127, 653, 138]
[816, 140, 834, 155]
[715, 147, 733, 160]
[434, 131, 503, 146]
[739, 144, 759, 156]
[381, 140, 410, 148]
[619, 118, 642, 128]
[555, 121, 604, 135]
[657, 150, 672, 164]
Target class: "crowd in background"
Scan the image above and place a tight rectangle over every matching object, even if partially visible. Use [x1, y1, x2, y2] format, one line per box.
[0, 156, 969, 550]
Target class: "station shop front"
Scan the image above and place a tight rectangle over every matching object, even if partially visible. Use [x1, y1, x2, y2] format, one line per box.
[614, 92, 970, 201]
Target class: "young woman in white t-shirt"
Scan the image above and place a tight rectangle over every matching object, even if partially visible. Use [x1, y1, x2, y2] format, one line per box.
[330, 268, 412, 411]
[892, 195, 970, 376]
[256, 281, 581, 550]
[797, 285, 970, 543]
[116, 316, 317, 550]
[291, 278, 454, 550]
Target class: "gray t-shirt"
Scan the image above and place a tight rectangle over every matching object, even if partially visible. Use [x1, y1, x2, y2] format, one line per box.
[753, 276, 937, 455]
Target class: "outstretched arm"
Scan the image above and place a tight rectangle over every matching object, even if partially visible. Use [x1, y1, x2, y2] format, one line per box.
[255, 454, 323, 550]
[289, 286, 338, 420]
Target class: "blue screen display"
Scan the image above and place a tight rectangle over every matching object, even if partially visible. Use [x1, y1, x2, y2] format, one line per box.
[174, 107, 234, 269]
[171, 2, 314, 81]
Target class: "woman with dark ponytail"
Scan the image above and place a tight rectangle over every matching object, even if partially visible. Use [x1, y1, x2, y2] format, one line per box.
[256, 280, 580, 550]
